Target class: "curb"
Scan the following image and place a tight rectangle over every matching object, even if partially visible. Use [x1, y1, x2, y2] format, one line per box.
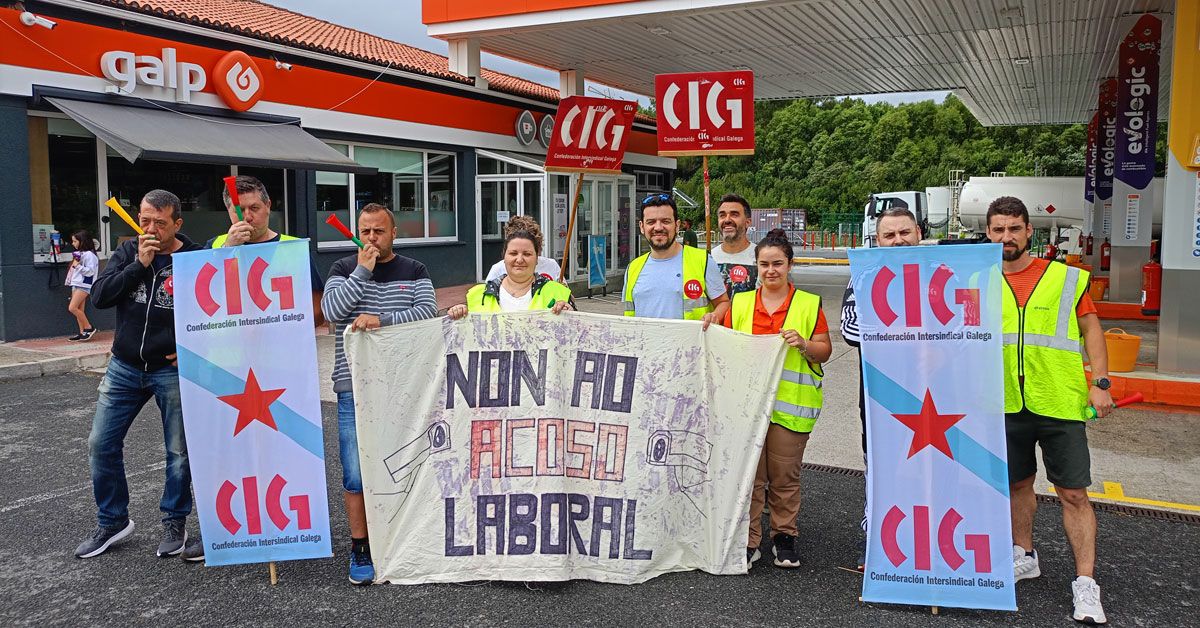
[0, 352, 110, 382]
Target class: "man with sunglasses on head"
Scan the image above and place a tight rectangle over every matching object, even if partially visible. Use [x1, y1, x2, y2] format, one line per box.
[623, 193, 729, 328]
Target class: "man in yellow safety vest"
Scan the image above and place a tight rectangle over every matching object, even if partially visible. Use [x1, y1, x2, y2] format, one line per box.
[623, 193, 729, 327]
[988, 195, 1113, 625]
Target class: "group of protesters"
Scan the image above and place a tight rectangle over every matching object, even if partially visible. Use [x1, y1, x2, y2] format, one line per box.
[72, 175, 1110, 623]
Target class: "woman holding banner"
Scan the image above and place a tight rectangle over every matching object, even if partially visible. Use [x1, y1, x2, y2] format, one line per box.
[448, 218, 574, 318]
[723, 229, 832, 569]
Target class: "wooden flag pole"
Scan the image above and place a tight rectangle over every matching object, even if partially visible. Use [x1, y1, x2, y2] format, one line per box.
[703, 155, 712, 251]
[269, 561, 278, 585]
[559, 171, 586, 281]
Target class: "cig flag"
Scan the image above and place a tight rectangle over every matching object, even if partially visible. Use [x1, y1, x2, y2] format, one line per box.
[850, 244, 1016, 611]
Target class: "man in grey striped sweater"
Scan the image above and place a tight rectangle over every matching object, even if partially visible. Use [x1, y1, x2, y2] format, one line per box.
[320, 203, 437, 585]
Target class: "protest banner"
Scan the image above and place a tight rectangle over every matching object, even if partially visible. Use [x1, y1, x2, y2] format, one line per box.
[345, 311, 787, 584]
[173, 239, 332, 567]
[850, 243, 1016, 611]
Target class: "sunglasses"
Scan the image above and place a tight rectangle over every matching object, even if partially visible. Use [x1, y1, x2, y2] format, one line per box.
[640, 193, 673, 207]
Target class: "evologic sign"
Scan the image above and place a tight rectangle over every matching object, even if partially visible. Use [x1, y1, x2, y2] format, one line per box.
[101, 48, 265, 111]
[544, 96, 636, 175]
[655, 70, 755, 156]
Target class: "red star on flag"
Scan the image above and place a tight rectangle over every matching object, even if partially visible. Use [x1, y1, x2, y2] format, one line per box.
[218, 369, 286, 436]
[891, 389, 966, 459]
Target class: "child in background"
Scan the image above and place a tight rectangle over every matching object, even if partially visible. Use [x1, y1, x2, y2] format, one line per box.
[66, 230, 99, 341]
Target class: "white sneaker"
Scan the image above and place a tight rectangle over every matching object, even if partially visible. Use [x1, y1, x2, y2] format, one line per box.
[1071, 576, 1107, 624]
[1012, 544, 1041, 581]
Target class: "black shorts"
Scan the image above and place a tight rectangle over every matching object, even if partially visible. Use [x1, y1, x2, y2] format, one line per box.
[1005, 408, 1092, 488]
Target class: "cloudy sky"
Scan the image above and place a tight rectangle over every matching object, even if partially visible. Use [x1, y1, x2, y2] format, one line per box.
[270, 0, 949, 106]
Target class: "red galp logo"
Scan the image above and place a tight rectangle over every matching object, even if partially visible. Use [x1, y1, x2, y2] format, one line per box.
[881, 505, 993, 573]
[195, 257, 295, 317]
[871, 263, 980, 327]
[216, 474, 312, 535]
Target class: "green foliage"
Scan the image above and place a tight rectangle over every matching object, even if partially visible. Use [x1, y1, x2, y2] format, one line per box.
[672, 94, 1140, 227]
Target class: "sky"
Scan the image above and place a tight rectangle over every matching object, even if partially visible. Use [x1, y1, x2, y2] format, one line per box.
[269, 0, 950, 106]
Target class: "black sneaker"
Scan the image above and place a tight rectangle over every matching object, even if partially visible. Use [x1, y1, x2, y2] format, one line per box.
[67, 333, 85, 342]
[181, 535, 205, 562]
[81, 327, 97, 341]
[746, 547, 761, 570]
[75, 520, 136, 558]
[157, 519, 187, 557]
[772, 533, 800, 568]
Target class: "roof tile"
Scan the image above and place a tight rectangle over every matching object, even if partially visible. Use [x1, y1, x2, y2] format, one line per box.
[85, 0, 565, 103]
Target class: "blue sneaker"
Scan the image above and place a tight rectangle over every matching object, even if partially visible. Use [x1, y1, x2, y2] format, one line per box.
[348, 544, 374, 585]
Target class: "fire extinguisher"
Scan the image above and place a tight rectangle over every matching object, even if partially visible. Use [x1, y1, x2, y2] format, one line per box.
[1100, 238, 1111, 271]
[1044, 242, 1058, 260]
[1142, 260, 1162, 316]
[1085, 234, 1094, 256]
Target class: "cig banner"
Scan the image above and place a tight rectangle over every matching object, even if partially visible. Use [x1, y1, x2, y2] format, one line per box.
[1112, 13, 1162, 247]
[345, 312, 786, 584]
[850, 244, 1016, 612]
[173, 240, 332, 566]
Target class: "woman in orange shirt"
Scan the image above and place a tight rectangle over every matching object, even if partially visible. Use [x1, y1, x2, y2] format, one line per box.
[724, 229, 832, 569]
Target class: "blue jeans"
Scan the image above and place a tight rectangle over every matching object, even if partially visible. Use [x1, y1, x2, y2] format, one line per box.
[89, 356, 192, 528]
[336, 391, 363, 493]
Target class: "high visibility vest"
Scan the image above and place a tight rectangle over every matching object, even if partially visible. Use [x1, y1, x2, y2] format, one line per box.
[1001, 261, 1090, 421]
[211, 233, 299, 247]
[623, 245, 712, 320]
[731, 288, 824, 433]
[466, 277, 573, 313]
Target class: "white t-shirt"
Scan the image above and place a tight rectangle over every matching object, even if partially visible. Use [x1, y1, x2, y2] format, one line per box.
[487, 257, 561, 282]
[709, 241, 758, 296]
[497, 285, 534, 312]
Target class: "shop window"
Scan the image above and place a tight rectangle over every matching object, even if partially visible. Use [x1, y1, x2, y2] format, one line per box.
[427, 153, 456, 237]
[478, 156, 538, 175]
[29, 117, 99, 261]
[316, 144, 351, 245]
[318, 143, 457, 245]
[106, 151, 230, 249]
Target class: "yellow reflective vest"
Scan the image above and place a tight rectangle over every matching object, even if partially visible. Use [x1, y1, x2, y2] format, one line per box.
[623, 245, 712, 320]
[211, 233, 299, 247]
[466, 276, 573, 313]
[731, 288, 824, 433]
[1001, 261, 1090, 421]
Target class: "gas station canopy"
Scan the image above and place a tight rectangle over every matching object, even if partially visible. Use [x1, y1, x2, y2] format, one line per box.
[424, 0, 1173, 125]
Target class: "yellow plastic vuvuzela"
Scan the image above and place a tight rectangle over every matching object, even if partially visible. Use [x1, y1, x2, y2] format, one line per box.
[104, 197, 144, 235]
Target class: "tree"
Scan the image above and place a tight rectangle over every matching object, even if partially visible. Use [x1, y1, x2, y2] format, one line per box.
[672, 94, 1121, 227]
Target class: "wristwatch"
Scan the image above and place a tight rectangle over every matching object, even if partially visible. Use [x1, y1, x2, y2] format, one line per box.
[1093, 377, 1111, 390]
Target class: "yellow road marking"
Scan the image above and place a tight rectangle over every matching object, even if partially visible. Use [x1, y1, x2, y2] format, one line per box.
[1050, 481, 1200, 512]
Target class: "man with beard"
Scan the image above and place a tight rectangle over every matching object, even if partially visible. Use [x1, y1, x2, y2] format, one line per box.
[623, 193, 728, 327]
[839, 206, 922, 571]
[987, 196, 1110, 624]
[710, 193, 758, 297]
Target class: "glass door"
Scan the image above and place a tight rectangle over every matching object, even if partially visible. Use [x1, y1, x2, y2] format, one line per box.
[617, 178, 634, 268]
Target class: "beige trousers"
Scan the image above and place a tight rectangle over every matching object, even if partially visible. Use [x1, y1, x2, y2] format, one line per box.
[748, 423, 810, 547]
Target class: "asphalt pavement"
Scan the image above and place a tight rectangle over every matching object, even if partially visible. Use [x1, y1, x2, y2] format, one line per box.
[1, 373, 1196, 627]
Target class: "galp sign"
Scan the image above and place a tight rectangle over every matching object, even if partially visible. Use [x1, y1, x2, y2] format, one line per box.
[544, 96, 636, 175]
[655, 71, 755, 156]
[101, 48, 264, 111]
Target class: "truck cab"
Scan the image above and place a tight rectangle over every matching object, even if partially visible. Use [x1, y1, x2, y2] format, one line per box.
[863, 191, 927, 247]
